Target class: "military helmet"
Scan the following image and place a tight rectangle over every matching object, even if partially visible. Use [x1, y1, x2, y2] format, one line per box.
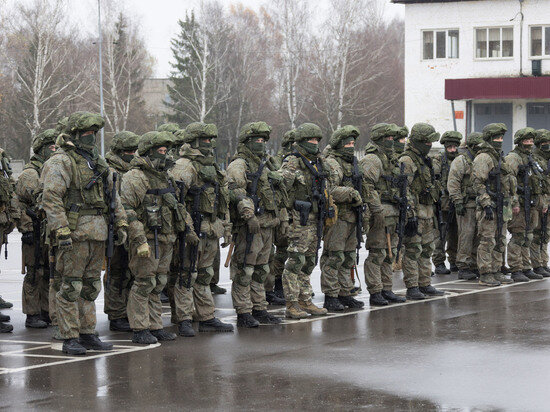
[157, 123, 180, 134]
[397, 125, 409, 139]
[513, 127, 537, 145]
[238, 122, 271, 144]
[32, 129, 57, 153]
[466, 132, 484, 147]
[440, 131, 463, 146]
[111, 131, 140, 152]
[294, 123, 323, 142]
[281, 130, 295, 148]
[138, 131, 173, 156]
[183, 122, 218, 144]
[55, 116, 69, 134]
[329, 125, 360, 149]
[409, 123, 440, 143]
[67, 111, 105, 135]
[370, 123, 399, 142]
[535, 129, 550, 145]
[482, 123, 507, 141]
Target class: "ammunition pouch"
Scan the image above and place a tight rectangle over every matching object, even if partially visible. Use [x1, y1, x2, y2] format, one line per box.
[294, 200, 312, 226]
[145, 204, 162, 231]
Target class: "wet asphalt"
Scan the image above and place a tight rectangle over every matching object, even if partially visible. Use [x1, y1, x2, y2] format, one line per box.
[1, 230, 550, 411]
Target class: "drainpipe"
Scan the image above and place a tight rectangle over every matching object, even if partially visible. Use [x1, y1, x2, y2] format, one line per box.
[451, 100, 457, 132]
[518, 0, 524, 76]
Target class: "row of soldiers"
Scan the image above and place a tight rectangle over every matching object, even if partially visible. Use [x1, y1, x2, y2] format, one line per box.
[0, 112, 548, 355]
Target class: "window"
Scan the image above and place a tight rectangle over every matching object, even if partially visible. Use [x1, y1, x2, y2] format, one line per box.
[422, 29, 459, 59]
[475, 27, 514, 58]
[531, 25, 550, 57]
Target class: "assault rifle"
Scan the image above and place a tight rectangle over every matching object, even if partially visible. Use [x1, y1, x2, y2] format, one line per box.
[25, 207, 42, 284]
[105, 172, 117, 289]
[394, 162, 409, 260]
[244, 160, 266, 261]
[350, 157, 364, 264]
[175, 181, 188, 288]
[519, 155, 534, 244]
[188, 186, 202, 277]
[541, 207, 549, 251]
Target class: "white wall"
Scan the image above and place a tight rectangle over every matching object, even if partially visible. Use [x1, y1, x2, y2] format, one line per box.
[403, 0, 550, 143]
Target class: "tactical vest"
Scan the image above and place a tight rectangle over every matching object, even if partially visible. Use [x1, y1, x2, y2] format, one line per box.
[458, 149, 476, 201]
[482, 149, 513, 200]
[0, 153, 13, 206]
[365, 144, 398, 204]
[337, 155, 365, 214]
[512, 149, 545, 197]
[184, 159, 228, 221]
[436, 152, 452, 196]
[289, 153, 328, 214]
[533, 148, 550, 196]
[400, 148, 438, 205]
[243, 158, 277, 215]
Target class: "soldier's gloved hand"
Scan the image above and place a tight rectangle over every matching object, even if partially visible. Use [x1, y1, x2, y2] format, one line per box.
[404, 217, 418, 237]
[221, 233, 231, 248]
[247, 215, 261, 234]
[279, 220, 290, 237]
[115, 227, 127, 246]
[56, 227, 72, 251]
[187, 229, 200, 246]
[484, 206, 494, 221]
[267, 171, 283, 186]
[350, 189, 362, 207]
[454, 202, 465, 216]
[372, 212, 386, 231]
[137, 242, 150, 258]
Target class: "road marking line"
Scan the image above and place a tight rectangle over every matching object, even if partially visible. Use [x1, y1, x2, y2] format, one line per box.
[6, 353, 81, 359]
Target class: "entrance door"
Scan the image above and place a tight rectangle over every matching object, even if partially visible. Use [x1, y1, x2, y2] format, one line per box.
[474, 103, 513, 154]
[527, 102, 550, 130]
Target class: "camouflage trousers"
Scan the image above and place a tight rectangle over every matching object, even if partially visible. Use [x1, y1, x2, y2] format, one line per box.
[127, 240, 172, 331]
[210, 244, 221, 286]
[56, 240, 104, 339]
[507, 206, 537, 272]
[320, 219, 356, 297]
[530, 203, 550, 268]
[49, 261, 61, 327]
[476, 209, 508, 275]
[432, 210, 458, 266]
[21, 243, 49, 316]
[403, 217, 436, 288]
[266, 222, 288, 292]
[103, 244, 131, 321]
[282, 220, 318, 303]
[230, 225, 272, 314]
[364, 218, 397, 294]
[169, 236, 217, 323]
[455, 207, 478, 271]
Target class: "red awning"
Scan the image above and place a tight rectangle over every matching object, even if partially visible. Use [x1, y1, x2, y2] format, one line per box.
[445, 77, 550, 100]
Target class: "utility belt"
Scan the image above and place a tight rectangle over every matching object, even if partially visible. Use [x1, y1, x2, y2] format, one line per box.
[67, 204, 107, 231]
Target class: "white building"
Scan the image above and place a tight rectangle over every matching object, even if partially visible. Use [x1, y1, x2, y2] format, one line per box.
[394, 0, 550, 152]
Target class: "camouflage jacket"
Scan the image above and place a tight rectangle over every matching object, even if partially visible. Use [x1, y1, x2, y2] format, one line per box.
[15, 156, 45, 234]
[532, 147, 550, 202]
[40, 142, 127, 243]
[447, 148, 477, 209]
[0, 148, 20, 234]
[431, 151, 456, 211]
[505, 147, 547, 207]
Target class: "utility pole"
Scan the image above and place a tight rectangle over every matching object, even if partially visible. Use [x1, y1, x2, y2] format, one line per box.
[98, 0, 105, 155]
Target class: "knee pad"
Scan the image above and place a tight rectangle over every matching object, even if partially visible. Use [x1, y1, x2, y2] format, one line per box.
[252, 264, 270, 284]
[152, 273, 168, 294]
[302, 255, 316, 276]
[81, 277, 102, 301]
[134, 276, 156, 298]
[366, 248, 386, 266]
[421, 242, 435, 259]
[235, 265, 254, 287]
[196, 267, 214, 286]
[327, 250, 345, 269]
[342, 251, 356, 269]
[59, 276, 82, 302]
[285, 251, 306, 274]
[404, 243, 421, 260]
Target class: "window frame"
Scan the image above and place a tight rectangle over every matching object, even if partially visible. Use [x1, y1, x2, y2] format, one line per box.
[530, 25, 550, 58]
[474, 26, 514, 60]
[421, 28, 460, 60]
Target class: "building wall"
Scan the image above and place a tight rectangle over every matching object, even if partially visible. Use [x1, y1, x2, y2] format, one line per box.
[403, 0, 550, 141]
[142, 78, 173, 116]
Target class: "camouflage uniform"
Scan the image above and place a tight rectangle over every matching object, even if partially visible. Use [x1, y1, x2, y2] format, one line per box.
[121, 131, 192, 343]
[227, 122, 284, 326]
[361, 123, 406, 305]
[103, 131, 139, 331]
[472, 123, 517, 286]
[168, 122, 233, 335]
[41, 112, 127, 354]
[399, 123, 444, 298]
[505, 127, 545, 281]
[319, 126, 367, 310]
[281, 123, 330, 318]
[15, 129, 57, 328]
[529, 129, 550, 277]
[431, 131, 462, 274]
[447, 133, 483, 279]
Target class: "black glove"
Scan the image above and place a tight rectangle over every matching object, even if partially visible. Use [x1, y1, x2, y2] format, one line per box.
[21, 232, 34, 245]
[484, 206, 494, 221]
[404, 217, 418, 237]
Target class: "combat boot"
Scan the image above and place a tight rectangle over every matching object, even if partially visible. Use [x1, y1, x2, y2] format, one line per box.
[285, 302, 309, 319]
[0, 312, 10, 322]
[160, 290, 169, 304]
[237, 313, 260, 328]
[151, 329, 176, 341]
[338, 295, 365, 308]
[435, 264, 451, 275]
[479, 273, 501, 287]
[132, 330, 158, 344]
[369, 292, 389, 306]
[79, 334, 114, 351]
[178, 320, 195, 337]
[199, 318, 234, 332]
[419, 285, 445, 296]
[0, 322, 13, 333]
[0, 296, 12, 309]
[252, 309, 282, 324]
[494, 272, 513, 284]
[501, 265, 512, 274]
[323, 296, 345, 311]
[110, 318, 132, 332]
[266, 291, 286, 306]
[299, 300, 328, 316]
[62, 338, 86, 355]
[511, 271, 530, 282]
[274, 277, 285, 299]
[381, 290, 406, 303]
[40, 310, 51, 325]
[534, 267, 550, 278]
[449, 263, 459, 272]
[406, 287, 426, 300]
[349, 286, 362, 296]
[210, 284, 227, 295]
[524, 269, 543, 280]
[458, 269, 477, 280]
[25, 315, 48, 329]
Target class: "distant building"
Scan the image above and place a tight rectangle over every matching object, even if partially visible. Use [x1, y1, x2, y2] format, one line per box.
[394, 0, 550, 152]
[143, 78, 173, 127]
